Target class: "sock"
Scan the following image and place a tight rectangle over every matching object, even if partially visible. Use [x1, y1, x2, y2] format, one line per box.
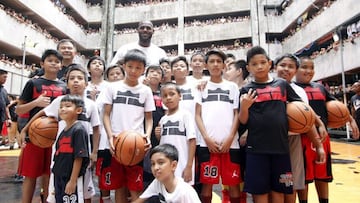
[299, 200, 308, 203]
[102, 196, 111, 203]
[319, 198, 329, 203]
[230, 197, 241, 203]
[201, 195, 212, 203]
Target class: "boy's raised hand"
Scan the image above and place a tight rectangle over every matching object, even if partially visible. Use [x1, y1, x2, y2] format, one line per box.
[240, 88, 257, 109]
[36, 91, 51, 107]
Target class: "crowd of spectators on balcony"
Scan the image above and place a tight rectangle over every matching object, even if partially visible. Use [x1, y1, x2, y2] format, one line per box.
[165, 41, 252, 57]
[0, 54, 37, 71]
[115, 0, 177, 7]
[112, 15, 249, 35]
[308, 28, 360, 59]
[114, 22, 177, 35]
[184, 15, 250, 27]
[0, 4, 59, 43]
[281, 0, 335, 43]
[50, 0, 66, 14]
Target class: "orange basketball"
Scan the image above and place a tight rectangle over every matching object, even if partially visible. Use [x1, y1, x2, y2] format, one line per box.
[28, 116, 58, 148]
[326, 100, 350, 128]
[114, 130, 146, 166]
[287, 101, 316, 133]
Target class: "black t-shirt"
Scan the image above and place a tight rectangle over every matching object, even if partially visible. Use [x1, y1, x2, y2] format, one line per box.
[19, 77, 66, 117]
[240, 78, 302, 154]
[52, 122, 89, 178]
[295, 82, 335, 126]
[150, 90, 165, 147]
[57, 65, 69, 82]
[0, 85, 9, 122]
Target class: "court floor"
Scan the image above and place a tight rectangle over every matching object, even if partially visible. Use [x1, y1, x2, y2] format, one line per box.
[0, 139, 359, 203]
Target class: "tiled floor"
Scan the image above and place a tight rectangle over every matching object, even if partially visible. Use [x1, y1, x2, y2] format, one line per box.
[0, 139, 359, 203]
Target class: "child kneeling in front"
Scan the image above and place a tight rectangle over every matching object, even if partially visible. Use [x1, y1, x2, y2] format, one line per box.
[53, 95, 89, 203]
[132, 144, 201, 203]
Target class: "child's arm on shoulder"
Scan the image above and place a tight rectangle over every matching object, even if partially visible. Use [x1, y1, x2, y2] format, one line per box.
[220, 109, 239, 153]
[65, 158, 83, 195]
[195, 103, 220, 153]
[103, 104, 115, 153]
[239, 88, 257, 124]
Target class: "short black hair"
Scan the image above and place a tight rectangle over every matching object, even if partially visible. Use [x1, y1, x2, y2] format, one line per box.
[190, 52, 205, 61]
[205, 49, 226, 63]
[145, 65, 164, 78]
[159, 58, 170, 65]
[0, 69, 8, 75]
[274, 53, 300, 69]
[41, 49, 63, 62]
[124, 49, 147, 67]
[57, 39, 77, 51]
[66, 64, 88, 83]
[87, 56, 106, 73]
[60, 94, 84, 108]
[106, 64, 124, 79]
[170, 56, 189, 70]
[160, 82, 181, 96]
[150, 143, 178, 162]
[229, 59, 249, 80]
[226, 53, 236, 60]
[246, 46, 269, 63]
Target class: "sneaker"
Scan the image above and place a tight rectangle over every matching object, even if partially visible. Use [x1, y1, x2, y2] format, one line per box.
[14, 175, 24, 183]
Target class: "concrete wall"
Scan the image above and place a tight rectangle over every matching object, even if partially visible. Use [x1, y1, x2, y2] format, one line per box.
[0, 9, 58, 57]
[281, 0, 360, 54]
[15, 0, 87, 48]
[313, 37, 360, 81]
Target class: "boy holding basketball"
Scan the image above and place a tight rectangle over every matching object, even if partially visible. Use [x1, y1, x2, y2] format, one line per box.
[102, 49, 155, 202]
[239, 46, 302, 203]
[295, 56, 359, 203]
[16, 49, 67, 203]
[21, 64, 101, 203]
[274, 53, 326, 203]
[95, 64, 124, 203]
[53, 95, 89, 203]
[132, 144, 201, 203]
[194, 49, 241, 203]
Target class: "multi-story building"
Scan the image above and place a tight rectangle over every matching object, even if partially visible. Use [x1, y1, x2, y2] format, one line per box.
[1, 0, 359, 96]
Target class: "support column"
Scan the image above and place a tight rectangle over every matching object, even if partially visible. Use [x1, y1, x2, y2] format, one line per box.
[177, 0, 184, 55]
[100, 0, 115, 65]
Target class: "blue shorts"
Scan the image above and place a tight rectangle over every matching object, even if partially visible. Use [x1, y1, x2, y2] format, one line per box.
[244, 153, 293, 194]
